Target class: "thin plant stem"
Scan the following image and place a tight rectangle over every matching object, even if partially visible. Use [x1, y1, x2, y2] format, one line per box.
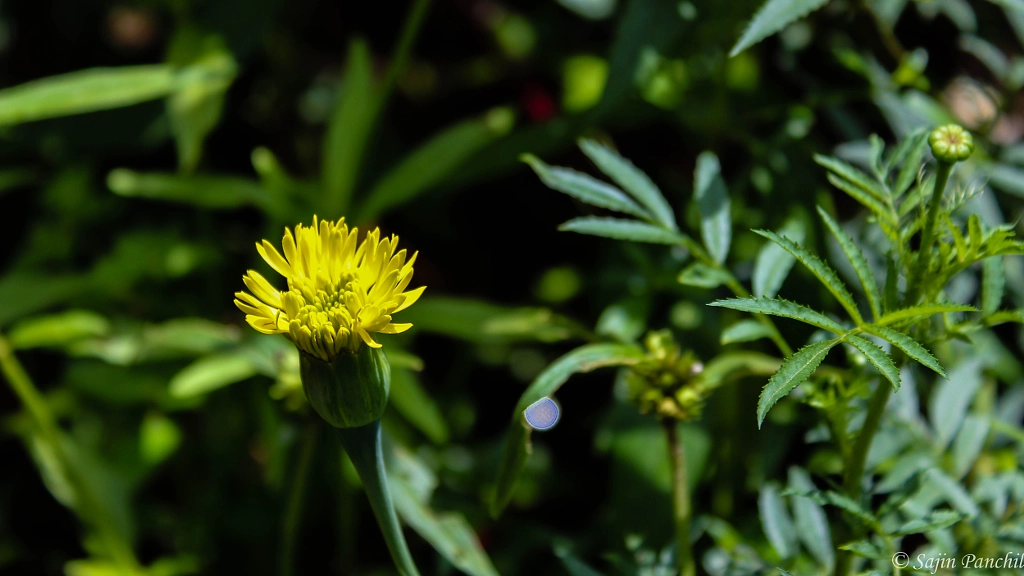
[663, 418, 695, 576]
[338, 448, 357, 575]
[834, 162, 954, 576]
[337, 420, 420, 576]
[280, 419, 320, 576]
[906, 161, 953, 306]
[0, 334, 139, 572]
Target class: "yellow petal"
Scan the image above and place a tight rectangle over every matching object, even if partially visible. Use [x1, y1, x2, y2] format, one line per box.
[379, 323, 412, 334]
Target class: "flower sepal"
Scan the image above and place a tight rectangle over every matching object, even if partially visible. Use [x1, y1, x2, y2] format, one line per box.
[300, 345, 390, 429]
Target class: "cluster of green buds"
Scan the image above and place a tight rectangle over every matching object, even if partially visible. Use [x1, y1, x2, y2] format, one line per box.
[624, 330, 707, 421]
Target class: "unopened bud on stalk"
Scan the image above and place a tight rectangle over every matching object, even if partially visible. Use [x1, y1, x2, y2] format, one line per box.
[928, 124, 974, 164]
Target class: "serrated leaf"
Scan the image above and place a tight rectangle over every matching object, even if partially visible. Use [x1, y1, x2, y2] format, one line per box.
[839, 539, 889, 561]
[721, 319, 774, 345]
[892, 509, 963, 535]
[863, 324, 945, 377]
[788, 467, 834, 570]
[815, 155, 890, 205]
[883, 257, 900, 313]
[522, 154, 651, 220]
[759, 484, 797, 559]
[709, 297, 846, 334]
[491, 343, 647, 517]
[982, 256, 1005, 316]
[875, 304, 978, 326]
[847, 335, 901, 390]
[694, 151, 731, 264]
[818, 207, 882, 320]
[678, 262, 732, 288]
[945, 214, 968, 261]
[757, 338, 840, 427]
[578, 139, 677, 230]
[891, 130, 929, 197]
[753, 216, 805, 298]
[559, 216, 691, 245]
[754, 230, 863, 324]
[729, 0, 829, 57]
[825, 173, 895, 227]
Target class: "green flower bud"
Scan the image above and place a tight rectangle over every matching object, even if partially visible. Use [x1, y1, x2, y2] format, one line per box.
[300, 345, 390, 428]
[928, 124, 974, 164]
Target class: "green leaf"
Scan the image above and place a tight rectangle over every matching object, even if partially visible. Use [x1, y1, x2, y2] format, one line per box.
[694, 151, 731, 264]
[399, 297, 571, 343]
[788, 467, 834, 570]
[815, 155, 890, 206]
[825, 173, 895, 227]
[930, 358, 983, 449]
[818, 207, 882, 320]
[982, 256, 1005, 316]
[926, 468, 980, 518]
[754, 229, 863, 324]
[389, 445, 500, 576]
[759, 484, 797, 559]
[107, 170, 271, 210]
[8, 310, 110, 349]
[839, 539, 889, 561]
[521, 154, 651, 220]
[721, 319, 774, 345]
[757, 338, 840, 427]
[729, 0, 829, 56]
[882, 257, 900, 313]
[863, 324, 945, 377]
[0, 65, 176, 127]
[0, 273, 91, 328]
[554, 545, 606, 576]
[559, 216, 691, 245]
[889, 129, 929, 197]
[491, 343, 647, 516]
[168, 352, 257, 398]
[578, 139, 677, 230]
[875, 304, 977, 326]
[753, 216, 805, 298]
[389, 368, 449, 445]
[696, 352, 782, 389]
[951, 414, 989, 479]
[846, 335, 900, 390]
[322, 39, 377, 213]
[892, 509, 963, 535]
[358, 108, 514, 220]
[677, 262, 732, 288]
[166, 43, 237, 173]
[709, 297, 846, 334]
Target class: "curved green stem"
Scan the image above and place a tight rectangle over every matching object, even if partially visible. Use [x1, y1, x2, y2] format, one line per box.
[906, 161, 953, 305]
[663, 419, 695, 576]
[0, 335, 138, 571]
[337, 420, 420, 576]
[280, 420, 320, 576]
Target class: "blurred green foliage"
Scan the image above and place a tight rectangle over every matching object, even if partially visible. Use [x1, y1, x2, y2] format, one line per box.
[2, 0, 1024, 575]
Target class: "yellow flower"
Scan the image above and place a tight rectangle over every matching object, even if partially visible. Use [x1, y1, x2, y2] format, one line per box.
[235, 216, 424, 361]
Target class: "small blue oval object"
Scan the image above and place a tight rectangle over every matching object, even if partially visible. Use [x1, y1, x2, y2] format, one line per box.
[524, 397, 560, 430]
